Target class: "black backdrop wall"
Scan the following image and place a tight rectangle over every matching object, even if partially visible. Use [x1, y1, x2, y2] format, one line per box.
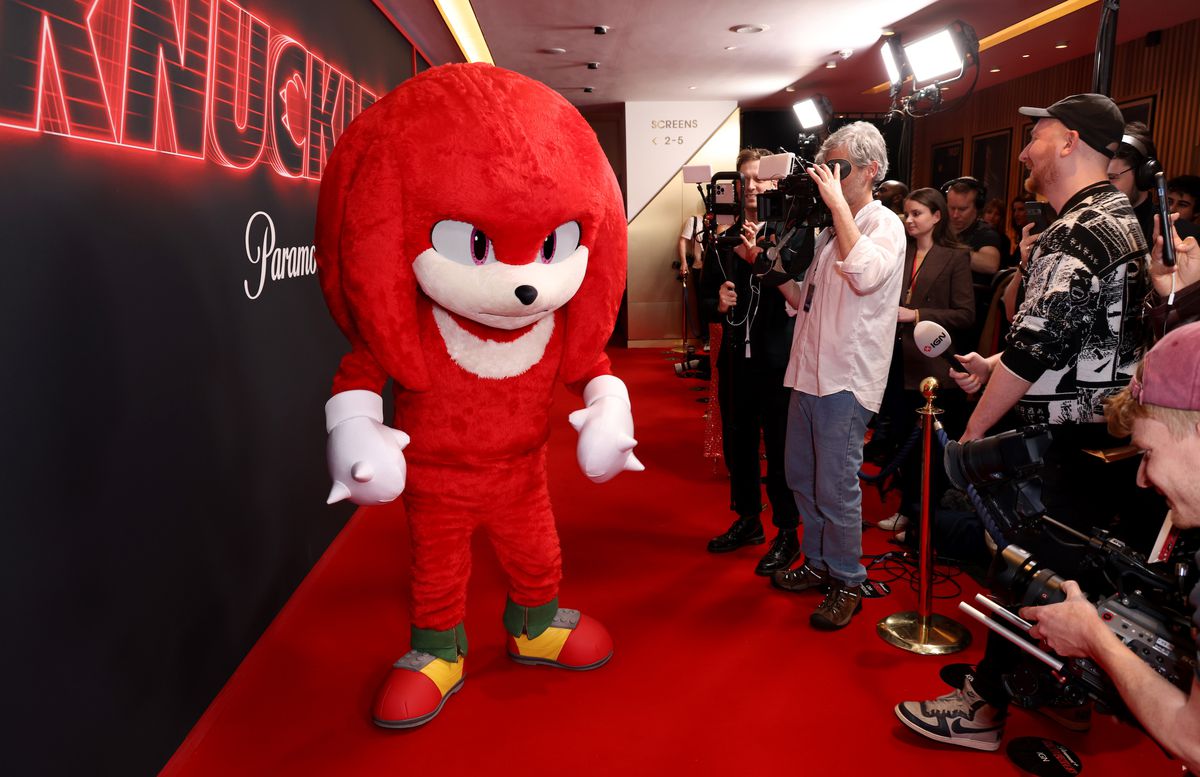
[0, 2, 424, 774]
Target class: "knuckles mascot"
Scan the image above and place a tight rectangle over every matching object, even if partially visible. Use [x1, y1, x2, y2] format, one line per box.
[314, 63, 641, 729]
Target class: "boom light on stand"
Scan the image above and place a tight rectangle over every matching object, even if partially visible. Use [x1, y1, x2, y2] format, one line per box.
[879, 20, 978, 183]
[883, 20, 979, 115]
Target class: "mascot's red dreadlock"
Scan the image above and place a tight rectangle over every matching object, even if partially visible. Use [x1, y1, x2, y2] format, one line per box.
[314, 63, 641, 729]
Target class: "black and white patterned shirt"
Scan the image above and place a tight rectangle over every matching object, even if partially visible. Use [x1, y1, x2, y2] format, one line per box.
[1001, 182, 1148, 425]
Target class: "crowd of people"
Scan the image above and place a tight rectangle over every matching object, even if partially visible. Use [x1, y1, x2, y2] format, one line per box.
[673, 92, 1200, 770]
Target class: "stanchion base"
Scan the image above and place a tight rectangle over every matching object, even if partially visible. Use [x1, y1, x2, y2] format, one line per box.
[877, 612, 972, 655]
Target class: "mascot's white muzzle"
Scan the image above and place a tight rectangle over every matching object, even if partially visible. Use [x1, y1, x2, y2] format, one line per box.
[413, 220, 589, 330]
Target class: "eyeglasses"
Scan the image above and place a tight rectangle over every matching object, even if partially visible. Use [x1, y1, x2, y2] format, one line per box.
[1106, 167, 1132, 182]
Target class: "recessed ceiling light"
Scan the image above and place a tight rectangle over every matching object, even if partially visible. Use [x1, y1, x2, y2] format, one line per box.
[688, 85, 697, 90]
[825, 61, 837, 69]
[724, 45, 737, 51]
[1055, 40, 1069, 48]
[1022, 53, 1031, 58]
[730, 24, 768, 34]
[990, 67, 1001, 73]
[785, 86, 796, 92]
[540, 47, 566, 55]
[881, 29, 895, 37]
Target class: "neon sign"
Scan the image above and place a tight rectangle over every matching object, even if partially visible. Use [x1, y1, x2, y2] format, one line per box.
[0, 0, 380, 180]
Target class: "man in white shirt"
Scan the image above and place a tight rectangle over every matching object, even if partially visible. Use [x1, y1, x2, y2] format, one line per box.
[769, 122, 906, 630]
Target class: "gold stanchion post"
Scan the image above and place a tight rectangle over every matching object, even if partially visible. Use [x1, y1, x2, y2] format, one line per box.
[876, 376, 972, 654]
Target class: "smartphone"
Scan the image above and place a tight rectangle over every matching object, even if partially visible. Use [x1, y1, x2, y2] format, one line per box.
[714, 182, 736, 227]
[1024, 201, 1056, 234]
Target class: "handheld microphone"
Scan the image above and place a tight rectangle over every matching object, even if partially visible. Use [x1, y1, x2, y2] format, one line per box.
[913, 320, 962, 373]
[1154, 172, 1177, 268]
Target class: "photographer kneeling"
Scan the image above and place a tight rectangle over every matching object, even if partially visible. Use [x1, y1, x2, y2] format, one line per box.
[1019, 323, 1200, 772]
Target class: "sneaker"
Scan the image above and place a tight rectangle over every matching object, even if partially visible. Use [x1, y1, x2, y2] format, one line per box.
[770, 561, 829, 594]
[810, 584, 863, 630]
[877, 512, 910, 531]
[895, 675, 1006, 751]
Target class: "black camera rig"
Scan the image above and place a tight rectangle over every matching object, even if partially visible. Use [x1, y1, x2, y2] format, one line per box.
[755, 133, 840, 231]
[948, 426, 1197, 723]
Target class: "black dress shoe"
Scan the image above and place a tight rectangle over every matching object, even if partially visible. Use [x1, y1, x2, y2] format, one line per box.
[707, 516, 765, 553]
[754, 529, 800, 575]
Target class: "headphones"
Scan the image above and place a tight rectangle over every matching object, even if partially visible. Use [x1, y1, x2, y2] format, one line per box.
[941, 176, 987, 211]
[1120, 133, 1162, 192]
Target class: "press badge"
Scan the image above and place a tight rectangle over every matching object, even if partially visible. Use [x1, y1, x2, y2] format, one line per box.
[803, 282, 816, 312]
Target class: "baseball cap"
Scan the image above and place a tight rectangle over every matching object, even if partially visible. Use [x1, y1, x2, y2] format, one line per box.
[1130, 322, 1200, 411]
[1018, 93, 1125, 158]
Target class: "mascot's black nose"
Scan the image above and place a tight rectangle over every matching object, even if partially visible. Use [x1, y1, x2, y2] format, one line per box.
[514, 285, 539, 306]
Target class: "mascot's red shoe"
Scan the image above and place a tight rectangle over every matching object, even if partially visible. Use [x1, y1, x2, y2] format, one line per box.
[507, 609, 612, 670]
[372, 651, 465, 729]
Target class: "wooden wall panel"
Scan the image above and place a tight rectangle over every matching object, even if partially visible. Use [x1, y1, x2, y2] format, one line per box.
[912, 18, 1200, 214]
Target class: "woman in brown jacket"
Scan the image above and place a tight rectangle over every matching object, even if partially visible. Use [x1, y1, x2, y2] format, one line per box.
[877, 187, 974, 534]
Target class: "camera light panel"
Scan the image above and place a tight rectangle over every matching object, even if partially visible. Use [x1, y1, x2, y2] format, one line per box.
[793, 99, 825, 130]
[904, 28, 963, 84]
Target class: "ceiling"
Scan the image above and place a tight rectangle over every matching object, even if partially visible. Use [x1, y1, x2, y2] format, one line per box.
[376, 0, 1200, 114]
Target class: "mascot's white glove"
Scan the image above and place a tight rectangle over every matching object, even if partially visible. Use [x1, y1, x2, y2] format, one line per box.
[569, 375, 644, 484]
[324, 390, 410, 505]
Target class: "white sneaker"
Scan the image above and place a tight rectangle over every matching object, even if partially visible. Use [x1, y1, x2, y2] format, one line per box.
[877, 513, 910, 531]
[895, 674, 1006, 751]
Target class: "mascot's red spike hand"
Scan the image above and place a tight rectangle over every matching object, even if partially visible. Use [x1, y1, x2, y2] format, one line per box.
[313, 63, 641, 730]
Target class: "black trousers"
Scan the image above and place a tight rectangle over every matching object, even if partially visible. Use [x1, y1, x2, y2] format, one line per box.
[716, 353, 797, 530]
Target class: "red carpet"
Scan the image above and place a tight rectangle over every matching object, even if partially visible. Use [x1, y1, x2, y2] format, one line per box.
[163, 347, 1177, 776]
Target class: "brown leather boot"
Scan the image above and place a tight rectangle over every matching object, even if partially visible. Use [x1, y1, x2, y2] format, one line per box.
[810, 583, 862, 630]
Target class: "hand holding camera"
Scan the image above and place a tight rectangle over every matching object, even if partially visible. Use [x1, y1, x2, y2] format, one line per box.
[1020, 580, 1111, 658]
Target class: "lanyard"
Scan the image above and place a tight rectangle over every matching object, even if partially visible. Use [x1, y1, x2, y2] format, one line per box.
[904, 248, 928, 306]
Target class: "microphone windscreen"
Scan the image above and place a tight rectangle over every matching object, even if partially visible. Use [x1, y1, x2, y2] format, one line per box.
[914, 320, 952, 358]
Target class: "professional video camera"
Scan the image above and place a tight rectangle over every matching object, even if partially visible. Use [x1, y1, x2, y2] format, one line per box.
[681, 163, 813, 282]
[755, 133, 847, 231]
[948, 426, 1198, 723]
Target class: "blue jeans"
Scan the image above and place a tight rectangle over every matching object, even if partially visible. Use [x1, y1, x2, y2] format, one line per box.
[785, 390, 873, 586]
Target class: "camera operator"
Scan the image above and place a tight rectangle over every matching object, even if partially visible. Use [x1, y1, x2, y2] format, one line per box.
[1019, 322, 1200, 773]
[700, 148, 803, 576]
[767, 122, 906, 630]
[896, 94, 1150, 751]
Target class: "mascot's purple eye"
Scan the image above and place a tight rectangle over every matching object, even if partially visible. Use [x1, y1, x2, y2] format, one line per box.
[430, 220, 494, 266]
[470, 228, 490, 264]
[539, 221, 581, 264]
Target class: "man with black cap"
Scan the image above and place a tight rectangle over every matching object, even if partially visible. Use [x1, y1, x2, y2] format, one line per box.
[895, 93, 1151, 752]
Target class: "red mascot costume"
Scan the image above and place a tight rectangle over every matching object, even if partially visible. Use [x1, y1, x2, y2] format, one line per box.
[314, 63, 640, 729]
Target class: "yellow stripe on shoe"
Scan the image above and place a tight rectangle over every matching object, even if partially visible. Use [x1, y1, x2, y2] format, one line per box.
[510, 626, 571, 662]
[421, 655, 465, 696]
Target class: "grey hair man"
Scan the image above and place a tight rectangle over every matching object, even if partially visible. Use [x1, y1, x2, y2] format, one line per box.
[770, 121, 906, 630]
